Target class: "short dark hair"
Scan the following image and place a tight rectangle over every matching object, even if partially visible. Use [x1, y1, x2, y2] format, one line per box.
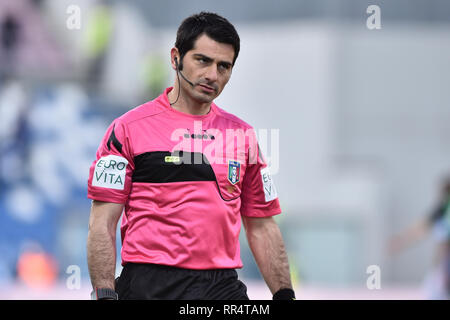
[175, 12, 240, 69]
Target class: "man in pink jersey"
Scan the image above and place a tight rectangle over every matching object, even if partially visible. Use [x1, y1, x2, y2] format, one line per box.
[87, 12, 295, 300]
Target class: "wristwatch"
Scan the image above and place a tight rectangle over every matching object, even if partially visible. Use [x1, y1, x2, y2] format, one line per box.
[272, 288, 296, 300]
[91, 288, 118, 300]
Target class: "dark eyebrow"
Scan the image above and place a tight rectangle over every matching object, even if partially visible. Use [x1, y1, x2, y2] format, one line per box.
[193, 53, 232, 67]
[193, 53, 213, 62]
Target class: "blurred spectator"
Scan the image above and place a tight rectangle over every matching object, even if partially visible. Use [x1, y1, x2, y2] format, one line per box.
[140, 53, 168, 100]
[0, 13, 21, 79]
[16, 241, 58, 289]
[0, 0, 68, 78]
[389, 176, 450, 299]
[0, 80, 29, 185]
[1, 14, 21, 65]
[82, 1, 114, 87]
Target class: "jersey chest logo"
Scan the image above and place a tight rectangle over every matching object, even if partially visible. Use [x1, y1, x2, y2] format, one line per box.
[227, 160, 241, 185]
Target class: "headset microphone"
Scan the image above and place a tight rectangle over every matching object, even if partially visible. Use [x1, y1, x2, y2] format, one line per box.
[175, 57, 195, 87]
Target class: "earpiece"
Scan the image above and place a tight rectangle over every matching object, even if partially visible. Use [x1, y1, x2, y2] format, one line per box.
[173, 56, 194, 87]
[170, 55, 194, 106]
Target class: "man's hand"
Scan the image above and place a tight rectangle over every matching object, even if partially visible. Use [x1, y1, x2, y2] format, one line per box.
[87, 200, 123, 290]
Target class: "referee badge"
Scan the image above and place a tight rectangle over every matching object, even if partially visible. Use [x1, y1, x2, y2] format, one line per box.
[227, 160, 241, 185]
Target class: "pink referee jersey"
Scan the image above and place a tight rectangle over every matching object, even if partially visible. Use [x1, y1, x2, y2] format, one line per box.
[87, 87, 281, 269]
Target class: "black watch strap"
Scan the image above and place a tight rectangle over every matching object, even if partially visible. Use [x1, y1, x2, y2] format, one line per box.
[91, 288, 118, 300]
[273, 288, 296, 300]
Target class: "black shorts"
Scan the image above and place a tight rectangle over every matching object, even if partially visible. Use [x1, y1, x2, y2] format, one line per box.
[115, 263, 249, 300]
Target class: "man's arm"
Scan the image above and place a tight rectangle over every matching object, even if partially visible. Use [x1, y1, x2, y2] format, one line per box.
[388, 218, 431, 255]
[242, 216, 293, 295]
[87, 200, 123, 290]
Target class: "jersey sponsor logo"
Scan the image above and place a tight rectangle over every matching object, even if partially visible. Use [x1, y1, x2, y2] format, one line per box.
[183, 129, 216, 140]
[261, 166, 278, 202]
[227, 160, 241, 185]
[164, 155, 181, 163]
[92, 155, 128, 190]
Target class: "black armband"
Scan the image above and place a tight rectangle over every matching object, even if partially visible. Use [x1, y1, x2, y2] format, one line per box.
[272, 288, 296, 300]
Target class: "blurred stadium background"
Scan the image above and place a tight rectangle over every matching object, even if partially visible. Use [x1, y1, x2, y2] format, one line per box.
[0, 0, 449, 299]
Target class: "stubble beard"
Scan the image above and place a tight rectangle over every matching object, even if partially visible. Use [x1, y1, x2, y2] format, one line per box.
[184, 83, 218, 105]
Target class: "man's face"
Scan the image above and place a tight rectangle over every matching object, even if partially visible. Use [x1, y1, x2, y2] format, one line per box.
[177, 34, 235, 104]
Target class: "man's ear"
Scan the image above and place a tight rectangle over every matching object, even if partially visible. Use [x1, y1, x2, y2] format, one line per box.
[170, 47, 180, 71]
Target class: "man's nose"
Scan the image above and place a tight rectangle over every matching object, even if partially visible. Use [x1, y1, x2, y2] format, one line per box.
[204, 64, 218, 82]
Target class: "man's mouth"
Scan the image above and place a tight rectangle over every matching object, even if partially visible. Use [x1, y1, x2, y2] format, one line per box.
[198, 84, 216, 93]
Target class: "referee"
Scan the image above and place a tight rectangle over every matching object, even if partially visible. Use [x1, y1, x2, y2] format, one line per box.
[87, 12, 295, 300]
